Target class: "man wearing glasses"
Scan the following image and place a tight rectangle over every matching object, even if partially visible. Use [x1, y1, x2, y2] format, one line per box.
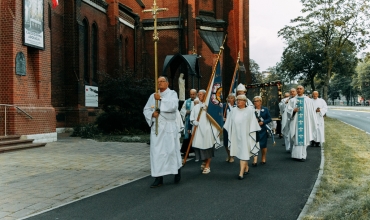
[143, 76, 182, 187]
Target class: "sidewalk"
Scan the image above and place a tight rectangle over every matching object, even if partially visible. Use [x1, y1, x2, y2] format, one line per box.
[0, 134, 150, 220]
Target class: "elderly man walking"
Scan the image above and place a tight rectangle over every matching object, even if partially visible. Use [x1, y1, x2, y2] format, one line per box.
[143, 76, 182, 188]
[286, 85, 318, 161]
[180, 89, 197, 154]
[311, 91, 327, 147]
[281, 89, 297, 152]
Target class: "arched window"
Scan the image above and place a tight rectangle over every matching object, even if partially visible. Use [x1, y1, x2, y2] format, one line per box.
[91, 23, 98, 82]
[82, 19, 89, 83]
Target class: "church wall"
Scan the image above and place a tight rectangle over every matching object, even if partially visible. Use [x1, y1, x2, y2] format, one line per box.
[0, 0, 55, 136]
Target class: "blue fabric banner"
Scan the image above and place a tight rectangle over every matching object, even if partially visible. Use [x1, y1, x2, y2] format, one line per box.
[205, 61, 224, 131]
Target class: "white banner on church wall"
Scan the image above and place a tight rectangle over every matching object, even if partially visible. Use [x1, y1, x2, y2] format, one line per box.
[85, 86, 98, 107]
[23, 0, 45, 49]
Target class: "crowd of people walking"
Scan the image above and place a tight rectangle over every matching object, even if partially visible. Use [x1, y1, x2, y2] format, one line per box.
[144, 76, 327, 188]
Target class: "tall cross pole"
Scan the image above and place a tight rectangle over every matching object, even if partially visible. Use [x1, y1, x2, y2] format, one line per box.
[143, 1, 168, 135]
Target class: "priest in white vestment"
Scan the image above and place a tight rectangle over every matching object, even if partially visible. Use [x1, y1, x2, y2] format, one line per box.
[286, 85, 318, 161]
[312, 91, 328, 147]
[224, 95, 261, 180]
[280, 89, 297, 152]
[143, 76, 182, 188]
[180, 89, 197, 154]
[190, 90, 219, 174]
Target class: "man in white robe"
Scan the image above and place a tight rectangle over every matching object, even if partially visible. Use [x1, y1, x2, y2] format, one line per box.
[143, 76, 182, 188]
[280, 89, 297, 152]
[311, 91, 327, 147]
[190, 90, 219, 174]
[180, 89, 197, 154]
[286, 85, 318, 161]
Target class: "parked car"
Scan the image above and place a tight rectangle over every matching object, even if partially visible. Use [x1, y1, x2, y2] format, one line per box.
[365, 100, 369, 106]
[355, 102, 362, 106]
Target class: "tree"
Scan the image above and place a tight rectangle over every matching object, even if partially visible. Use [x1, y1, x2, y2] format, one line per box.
[97, 72, 154, 133]
[250, 59, 263, 83]
[354, 55, 370, 100]
[278, 0, 370, 101]
[279, 33, 325, 91]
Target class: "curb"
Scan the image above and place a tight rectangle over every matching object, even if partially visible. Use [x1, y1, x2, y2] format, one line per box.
[297, 144, 325, 220]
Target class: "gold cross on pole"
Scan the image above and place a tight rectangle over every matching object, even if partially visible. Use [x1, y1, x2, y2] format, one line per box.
[143, 0, 168, 135]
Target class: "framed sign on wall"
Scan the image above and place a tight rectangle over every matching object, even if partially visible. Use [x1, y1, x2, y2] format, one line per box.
[23, 0, 45, 49]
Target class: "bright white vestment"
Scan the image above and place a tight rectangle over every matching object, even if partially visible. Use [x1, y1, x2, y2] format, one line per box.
[286, 95, 318, 159]
[312, 98, 327, 143]
[143, 88, 182, 177]
[224, 107, 261, 160]
[190, 102, 220, 150]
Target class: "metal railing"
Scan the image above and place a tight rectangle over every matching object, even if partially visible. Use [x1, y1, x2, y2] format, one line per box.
[0, 104, 33, 136]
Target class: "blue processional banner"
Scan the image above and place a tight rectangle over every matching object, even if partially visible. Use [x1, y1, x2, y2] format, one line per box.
[205, 61, 223, 131]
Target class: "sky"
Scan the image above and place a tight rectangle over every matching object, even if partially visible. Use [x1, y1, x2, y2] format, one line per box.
[250, 0, 303, 72]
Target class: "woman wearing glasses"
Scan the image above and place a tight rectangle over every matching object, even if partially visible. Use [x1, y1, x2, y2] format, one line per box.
[252, 96, 272, 166]
[224, 95, 261, 180]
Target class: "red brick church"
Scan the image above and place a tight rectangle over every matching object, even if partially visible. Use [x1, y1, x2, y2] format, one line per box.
[0, 0, 250, 142]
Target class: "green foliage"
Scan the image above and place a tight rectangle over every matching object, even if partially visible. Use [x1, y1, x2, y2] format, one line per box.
[250, 59, 263, 83]
[71, 123, 100, 138]
[278, 0, 370, 101]
[354, 57, 370, 99]
[97, 72, 154, 133]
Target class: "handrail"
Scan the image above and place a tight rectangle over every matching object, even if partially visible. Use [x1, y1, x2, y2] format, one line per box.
[0, 104, 33, 136]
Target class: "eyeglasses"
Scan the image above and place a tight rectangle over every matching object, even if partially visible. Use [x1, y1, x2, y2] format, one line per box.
[253, 100, 261, 102]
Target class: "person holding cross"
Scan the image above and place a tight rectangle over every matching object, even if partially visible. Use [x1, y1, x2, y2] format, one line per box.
[143, 76, 182, 188]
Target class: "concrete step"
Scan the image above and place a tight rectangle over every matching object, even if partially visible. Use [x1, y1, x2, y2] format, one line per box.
[0, 139, 34, 147]
[0, 135, 22, 141]
[0, 143, 46, 153]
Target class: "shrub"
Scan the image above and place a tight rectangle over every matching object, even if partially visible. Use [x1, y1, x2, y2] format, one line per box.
[97, 71, 154, 133]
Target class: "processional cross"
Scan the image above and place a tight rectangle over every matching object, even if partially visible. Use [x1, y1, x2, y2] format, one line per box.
[143, 0, 168, 135]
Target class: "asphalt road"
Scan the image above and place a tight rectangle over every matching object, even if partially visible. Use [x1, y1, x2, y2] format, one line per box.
[27, 137, 321, 220]
[326, 109, 370, 133]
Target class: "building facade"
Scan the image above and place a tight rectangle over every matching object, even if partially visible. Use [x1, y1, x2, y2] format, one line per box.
[0, 0, 250, 141]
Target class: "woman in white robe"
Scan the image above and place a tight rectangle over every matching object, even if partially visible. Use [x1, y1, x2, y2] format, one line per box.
[224, 95, 261, 180]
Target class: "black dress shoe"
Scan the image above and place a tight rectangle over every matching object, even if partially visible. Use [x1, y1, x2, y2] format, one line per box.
[252, 163, 257, 167]
[238, 175, 244, 180]
[300, 158, 306, 162]
[174, 169, 181, 184]
[150, 177, 163, 188]
[261, 162, 266, 165]
[243, 170, 249, 175]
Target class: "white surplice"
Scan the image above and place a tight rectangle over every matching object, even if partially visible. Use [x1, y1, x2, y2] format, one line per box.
[143, 88, 182, 177]
[224, 107, 261, 160]
[286, 95, 318, 159]
[312, 98, 327, 144]
[280, 97, 292, 151]
[190, 102, 219, 150]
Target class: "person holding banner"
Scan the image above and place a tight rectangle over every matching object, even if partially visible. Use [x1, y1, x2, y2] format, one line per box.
[190, 90, 220, 174]
[223, 93, 236, 163]
[143, 76, 183, 188]
[252, 96, 272, 166]
[224, 95, 261, 180]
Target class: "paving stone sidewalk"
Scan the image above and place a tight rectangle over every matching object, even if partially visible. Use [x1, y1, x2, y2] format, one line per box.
[0, 134, 150, 220]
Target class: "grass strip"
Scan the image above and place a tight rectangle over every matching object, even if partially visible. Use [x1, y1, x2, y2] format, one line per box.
[303, 117, 370, 220]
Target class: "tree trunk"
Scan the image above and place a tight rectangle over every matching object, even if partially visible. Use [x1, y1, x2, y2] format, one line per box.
[323, 65, 333, 102]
